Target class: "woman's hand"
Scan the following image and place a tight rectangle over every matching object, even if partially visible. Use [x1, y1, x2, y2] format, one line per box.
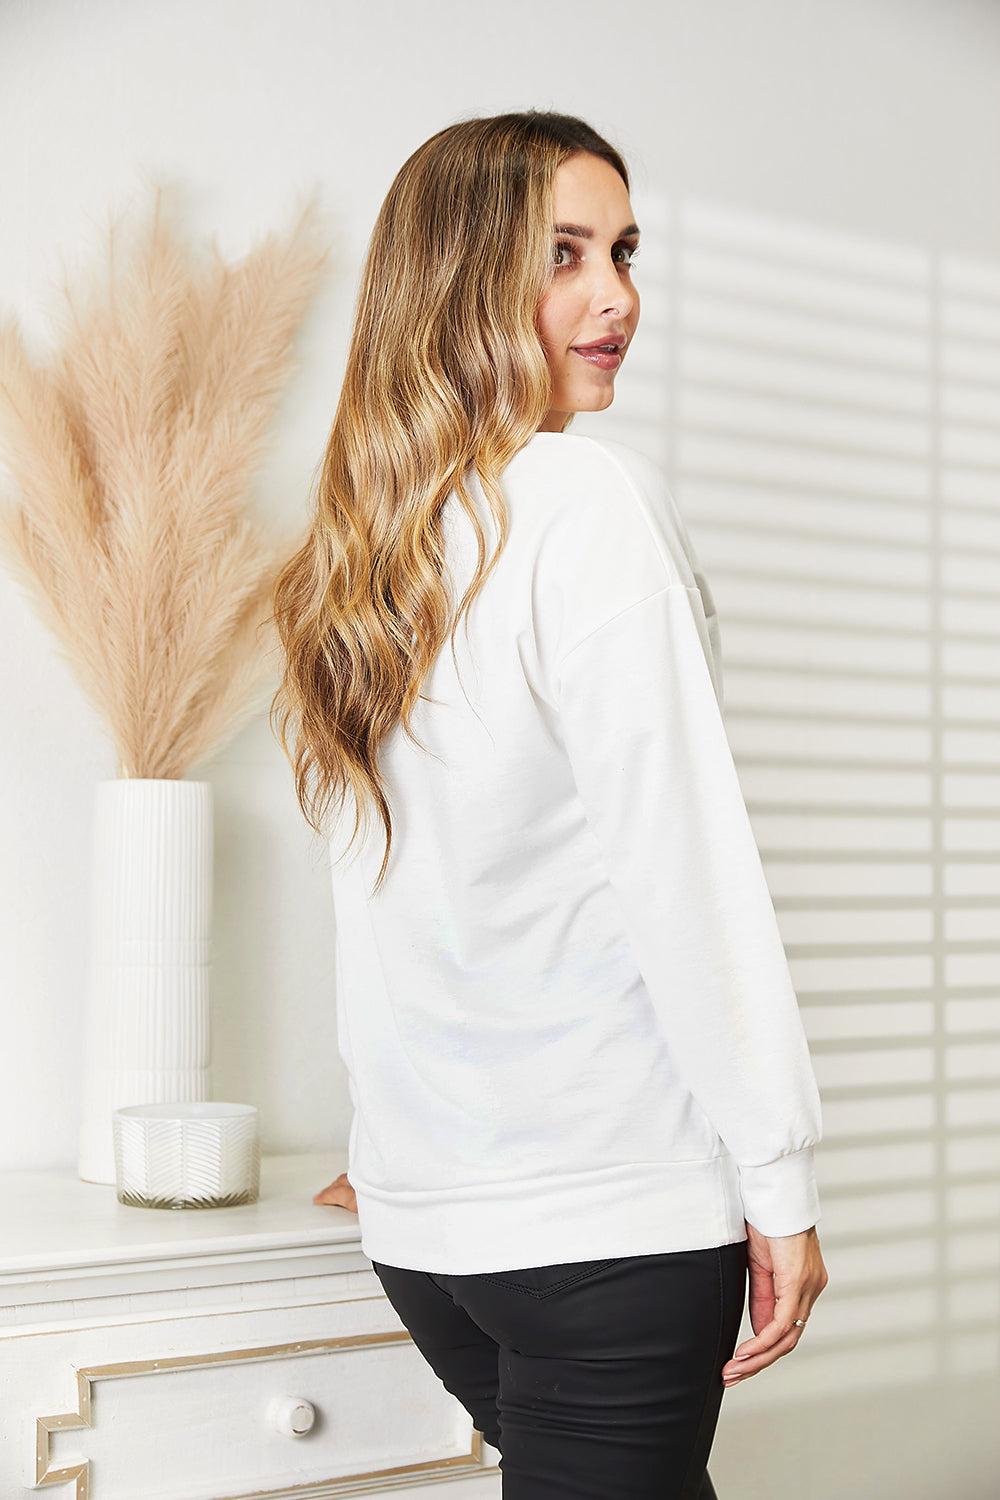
[721, 1221, 828, 1387]
[313, 1173, 358, 1213]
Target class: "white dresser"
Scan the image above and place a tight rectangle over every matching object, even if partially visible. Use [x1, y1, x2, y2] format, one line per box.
[0, 1153, 502, 1499]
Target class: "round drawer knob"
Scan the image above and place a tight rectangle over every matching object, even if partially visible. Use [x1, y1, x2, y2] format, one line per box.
[268, 1395, 316, 1436]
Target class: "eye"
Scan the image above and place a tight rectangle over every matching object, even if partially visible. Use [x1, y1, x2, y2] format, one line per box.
[552, 240, 576, 268]
[613, 242, 641, 268]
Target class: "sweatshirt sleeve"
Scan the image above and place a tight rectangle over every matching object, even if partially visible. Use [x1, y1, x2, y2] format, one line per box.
[555, 580, 823, 1237]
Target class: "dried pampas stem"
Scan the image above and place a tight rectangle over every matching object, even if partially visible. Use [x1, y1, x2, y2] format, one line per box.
[0, 188, 327, 778]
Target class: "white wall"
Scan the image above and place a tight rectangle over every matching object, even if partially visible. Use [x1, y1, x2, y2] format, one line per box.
[1, 2, 998, 1496]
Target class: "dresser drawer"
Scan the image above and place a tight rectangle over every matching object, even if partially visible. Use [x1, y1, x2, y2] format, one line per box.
[27, 1294, 500, 1499]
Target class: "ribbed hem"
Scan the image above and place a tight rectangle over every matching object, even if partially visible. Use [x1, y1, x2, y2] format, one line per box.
[352, 1155, 748, 1275]
[738, 1147, 821, 1237]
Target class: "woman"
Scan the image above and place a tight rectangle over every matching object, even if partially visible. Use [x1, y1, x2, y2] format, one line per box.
[271, 111, 828, 1500]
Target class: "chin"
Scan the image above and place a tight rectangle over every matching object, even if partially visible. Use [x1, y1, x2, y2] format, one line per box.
[569, 388, 617, 416]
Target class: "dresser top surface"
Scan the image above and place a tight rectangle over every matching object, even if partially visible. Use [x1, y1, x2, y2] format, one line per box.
[0, 1152, 357, 1277]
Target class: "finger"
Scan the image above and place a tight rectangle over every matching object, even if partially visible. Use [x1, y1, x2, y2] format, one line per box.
[314, 1190, 358, 1211]
[722, 1324, 804, 1382]
[722, 1332, 801, 1385]
[722, 1312, 808, 1381]
[313, 1176, 355, 1206]
[314, 1174, 350, 1191]
[736, 1277, 816, 1356]
[734, 1306, 808, 1360]
[312, 1177, 341, 1200]
[746, 1270, 777, 1333]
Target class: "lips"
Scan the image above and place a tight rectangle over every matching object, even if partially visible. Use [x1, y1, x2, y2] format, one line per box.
[572, 345, 622, 371]
[570, 334, 627, 370]
[573, 336, 627, 351]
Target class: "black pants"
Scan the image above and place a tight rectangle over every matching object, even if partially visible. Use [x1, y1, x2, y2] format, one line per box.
[372, 1239, 747, 1500]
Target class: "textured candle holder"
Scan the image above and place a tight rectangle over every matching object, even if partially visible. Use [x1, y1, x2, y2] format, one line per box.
[113, 1103, 260, 1210]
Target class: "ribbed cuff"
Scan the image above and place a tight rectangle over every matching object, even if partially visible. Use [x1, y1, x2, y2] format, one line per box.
[738, 1145, 821, 1237]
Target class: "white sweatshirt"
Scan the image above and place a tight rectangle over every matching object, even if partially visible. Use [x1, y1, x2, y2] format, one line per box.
[328, 431, 822, 1275]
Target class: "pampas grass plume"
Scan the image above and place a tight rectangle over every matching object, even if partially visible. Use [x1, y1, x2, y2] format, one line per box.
[0, 188, 328, 778]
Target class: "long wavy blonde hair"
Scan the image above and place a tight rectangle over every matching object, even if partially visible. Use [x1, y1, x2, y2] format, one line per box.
[271, 112, 629, 891]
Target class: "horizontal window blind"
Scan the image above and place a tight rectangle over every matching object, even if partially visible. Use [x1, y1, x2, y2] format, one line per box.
[574, 195, 1000, 1401]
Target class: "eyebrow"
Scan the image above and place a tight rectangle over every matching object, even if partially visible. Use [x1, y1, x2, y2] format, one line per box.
[553, 222, 641, 240]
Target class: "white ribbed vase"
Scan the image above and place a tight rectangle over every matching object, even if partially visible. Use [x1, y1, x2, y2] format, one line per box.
[78, 779, 213, 1184]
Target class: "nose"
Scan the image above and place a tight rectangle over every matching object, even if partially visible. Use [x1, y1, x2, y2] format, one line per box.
[589, 255, 635, 322]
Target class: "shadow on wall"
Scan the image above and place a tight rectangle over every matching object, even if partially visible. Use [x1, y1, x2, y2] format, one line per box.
[574, 193, 1000, 1404]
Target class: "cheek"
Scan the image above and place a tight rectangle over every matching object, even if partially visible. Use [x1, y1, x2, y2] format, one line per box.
[536, 288, 570, 356]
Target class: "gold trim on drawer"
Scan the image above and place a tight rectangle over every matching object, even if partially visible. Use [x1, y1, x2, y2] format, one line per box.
[33, 1330, 489, 1499]
[35, 1410, 89, 1499]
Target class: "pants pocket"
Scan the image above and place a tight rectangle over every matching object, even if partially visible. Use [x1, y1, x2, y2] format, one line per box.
[478, 1256, 626, 1298]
